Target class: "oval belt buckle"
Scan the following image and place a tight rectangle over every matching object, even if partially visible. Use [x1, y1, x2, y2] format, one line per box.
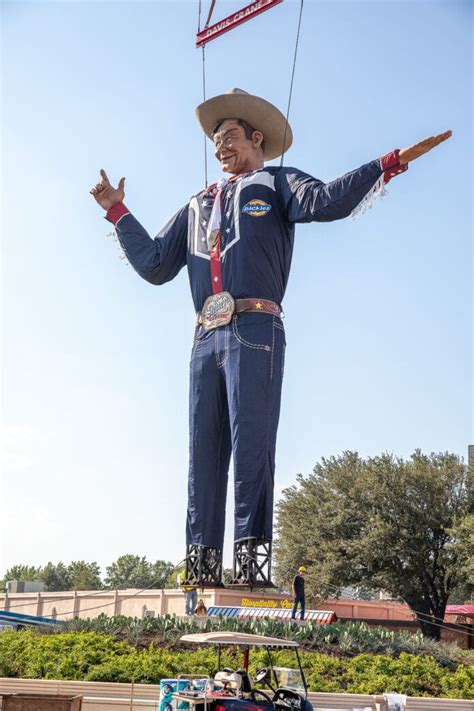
[201, 292, 235, 331]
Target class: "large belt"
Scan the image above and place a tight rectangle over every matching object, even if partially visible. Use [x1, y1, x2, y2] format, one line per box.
[197, 292, 282, 331]
[234, 298, 282, 317]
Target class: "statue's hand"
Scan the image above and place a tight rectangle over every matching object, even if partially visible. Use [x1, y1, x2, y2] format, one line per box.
[90, 169, 125, 211]
[399, 130, 452, 165]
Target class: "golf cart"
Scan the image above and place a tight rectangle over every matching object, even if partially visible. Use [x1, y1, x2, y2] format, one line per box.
[175, 632, 313, 711]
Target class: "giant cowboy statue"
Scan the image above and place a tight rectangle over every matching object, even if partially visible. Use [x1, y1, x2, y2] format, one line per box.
[90, 89, 451, 588]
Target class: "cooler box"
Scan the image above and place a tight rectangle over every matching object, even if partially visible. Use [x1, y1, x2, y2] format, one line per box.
[159, 679, 177, 711]
[160, 678, 201, 711]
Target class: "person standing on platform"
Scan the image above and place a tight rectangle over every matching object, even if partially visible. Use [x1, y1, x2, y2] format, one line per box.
[184, 585, 198, 615]
[291, 566, 306, 621]
[178, 569, 198, 615]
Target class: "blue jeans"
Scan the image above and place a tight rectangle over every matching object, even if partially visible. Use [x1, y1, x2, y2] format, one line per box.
[185, 589, 198, 615]
[186, 313, 286, 549]
[291, 595, 305, 620]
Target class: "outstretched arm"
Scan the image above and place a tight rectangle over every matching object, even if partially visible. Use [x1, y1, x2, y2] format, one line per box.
[90, 170, 188, 285]
[280, 130, 452, 224]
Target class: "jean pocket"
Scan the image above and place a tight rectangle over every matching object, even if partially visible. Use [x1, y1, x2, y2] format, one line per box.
[232, 314, 273, 351]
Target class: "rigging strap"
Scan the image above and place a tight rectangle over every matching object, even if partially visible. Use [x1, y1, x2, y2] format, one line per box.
[198, 0, 208, 188]
[280, 0, 304, 166]
[205, 0, 217, 27]
[202, 45, 208, 188]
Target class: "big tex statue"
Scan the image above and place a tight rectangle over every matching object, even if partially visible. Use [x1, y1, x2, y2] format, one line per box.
[91, 89, 451, 588]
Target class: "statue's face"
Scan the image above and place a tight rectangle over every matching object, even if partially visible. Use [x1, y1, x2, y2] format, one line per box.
[212, 118, 263, 174]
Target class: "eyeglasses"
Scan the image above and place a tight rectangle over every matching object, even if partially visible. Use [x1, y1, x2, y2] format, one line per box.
[213, 132, 241, 151]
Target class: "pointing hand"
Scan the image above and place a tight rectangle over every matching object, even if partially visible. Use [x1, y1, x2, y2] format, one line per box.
[399, 130, 452, 165]
[90, 169, 125, 211]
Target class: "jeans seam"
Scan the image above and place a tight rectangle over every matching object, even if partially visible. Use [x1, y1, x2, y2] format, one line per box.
[215, 325, 229, 368]
[214, 329, 221, 367]
[223, 324, 229, 366]
[232, 316, 272, 351]
[271, 317, 276, 380]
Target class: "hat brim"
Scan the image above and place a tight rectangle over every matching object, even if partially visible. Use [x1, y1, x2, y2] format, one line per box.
[196, 93, 292, 161]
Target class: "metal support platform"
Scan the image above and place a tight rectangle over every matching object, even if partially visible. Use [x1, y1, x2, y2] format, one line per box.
[183, 544, 224, 587]
[229, 537, 274, 589]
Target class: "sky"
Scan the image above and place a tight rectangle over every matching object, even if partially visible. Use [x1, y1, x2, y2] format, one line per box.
[1, 0, 472, 578]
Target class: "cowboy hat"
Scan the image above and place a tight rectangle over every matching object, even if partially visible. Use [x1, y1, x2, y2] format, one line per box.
[195, 88, 293, 161]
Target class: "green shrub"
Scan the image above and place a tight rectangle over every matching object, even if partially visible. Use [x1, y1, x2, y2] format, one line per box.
[1, 629, 473, 697]
[439, 665, 474, 699]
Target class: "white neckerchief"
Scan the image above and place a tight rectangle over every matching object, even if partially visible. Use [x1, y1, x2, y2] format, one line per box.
[206, 177, 229, 251]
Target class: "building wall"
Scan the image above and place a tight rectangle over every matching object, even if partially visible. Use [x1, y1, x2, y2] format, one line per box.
[1, 589, 470, 647]
[0, 589, 414, 621]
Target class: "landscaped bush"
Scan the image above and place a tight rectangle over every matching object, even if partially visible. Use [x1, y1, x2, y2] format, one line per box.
[0, 629, 473, 698]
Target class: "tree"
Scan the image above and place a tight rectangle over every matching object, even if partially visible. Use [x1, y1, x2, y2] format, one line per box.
[274, 450, 473, 639]
[41, 562, 72, 591]
[105, 555, 153, 589]
[450, 514, 474, 589]
[149, 560, 175, 589]
[0, 565, 41, 591]
[68, 561, 102, 590]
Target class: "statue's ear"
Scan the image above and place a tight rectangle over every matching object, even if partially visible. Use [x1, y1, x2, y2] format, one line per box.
[252, 130, 264, 149]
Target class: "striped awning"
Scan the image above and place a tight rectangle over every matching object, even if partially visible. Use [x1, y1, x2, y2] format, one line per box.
[207, 606, 336, 623]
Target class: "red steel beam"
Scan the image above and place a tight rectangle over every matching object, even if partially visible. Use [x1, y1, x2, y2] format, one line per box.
[196, 0, 284, 47]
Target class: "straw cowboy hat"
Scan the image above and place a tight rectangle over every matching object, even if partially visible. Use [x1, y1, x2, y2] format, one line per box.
[196, 88, 293, 161]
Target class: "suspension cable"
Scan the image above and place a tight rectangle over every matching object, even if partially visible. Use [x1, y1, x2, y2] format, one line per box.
[197, 0, 202, 32]
[205, 0, 216, 28]
[280, 0, 304, 166]
[198, 0, 208, 188]
[202, 45, 208, 188]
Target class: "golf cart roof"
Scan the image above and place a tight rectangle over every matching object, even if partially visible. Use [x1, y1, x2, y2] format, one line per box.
[180, 631, 299, 647]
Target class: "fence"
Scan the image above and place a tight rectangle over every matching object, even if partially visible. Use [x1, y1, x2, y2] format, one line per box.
[0, 678, 473, 711]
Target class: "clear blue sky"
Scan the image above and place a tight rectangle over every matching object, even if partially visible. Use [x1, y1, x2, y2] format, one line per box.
[1, 0, 472, 576]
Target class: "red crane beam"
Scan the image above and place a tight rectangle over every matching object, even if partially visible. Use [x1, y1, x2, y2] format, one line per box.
[196, 0, 284, 48]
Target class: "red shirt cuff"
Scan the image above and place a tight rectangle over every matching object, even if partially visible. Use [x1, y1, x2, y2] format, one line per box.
[381, 149, 408, 184]
[105, 202, 130, 224]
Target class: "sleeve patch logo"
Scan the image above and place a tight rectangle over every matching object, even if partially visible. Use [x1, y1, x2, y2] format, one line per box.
[242, 199, 272, 217]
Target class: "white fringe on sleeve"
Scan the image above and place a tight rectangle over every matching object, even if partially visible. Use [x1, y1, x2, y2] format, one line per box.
[106, 230, 132, 268]
[350, 174, 387, 220]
